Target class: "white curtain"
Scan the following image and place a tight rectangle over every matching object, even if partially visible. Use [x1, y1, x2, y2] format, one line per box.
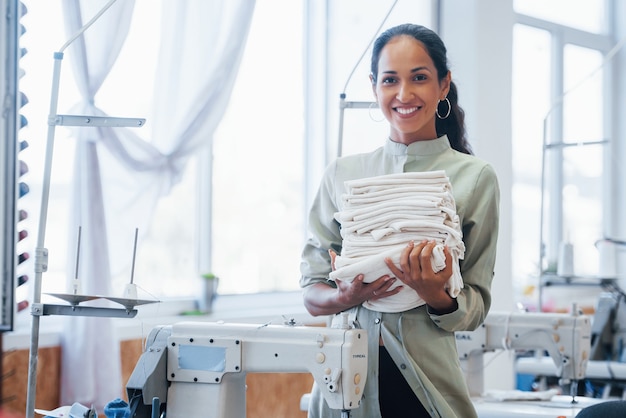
[59, 0, 255, 409]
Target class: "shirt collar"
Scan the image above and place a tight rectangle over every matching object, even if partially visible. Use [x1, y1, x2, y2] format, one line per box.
[384, 135, 451, 156]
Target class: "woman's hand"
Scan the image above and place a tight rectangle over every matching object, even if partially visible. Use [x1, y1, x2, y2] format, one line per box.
[335, 273, 401, 307]
[384, 240, 457, 313]
[304, 250, 403, 316]
[330, 249, 401, 306]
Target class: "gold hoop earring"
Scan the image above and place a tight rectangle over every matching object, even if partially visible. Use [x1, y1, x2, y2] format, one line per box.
[436, 97, 451, 120]
[369, 102, 384, 122]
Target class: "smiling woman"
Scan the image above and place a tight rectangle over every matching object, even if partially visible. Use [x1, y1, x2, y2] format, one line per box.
[300, 23, 500, 418]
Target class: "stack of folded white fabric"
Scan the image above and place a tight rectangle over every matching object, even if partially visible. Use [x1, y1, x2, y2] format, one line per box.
[329, 170, 464, 312]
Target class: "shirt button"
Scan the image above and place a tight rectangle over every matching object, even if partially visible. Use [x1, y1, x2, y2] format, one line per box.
[374, 318, 381, 324]
[400, 364, 407, 370]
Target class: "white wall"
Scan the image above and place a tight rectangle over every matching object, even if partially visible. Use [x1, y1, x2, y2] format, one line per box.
[441, 0, 516, 391]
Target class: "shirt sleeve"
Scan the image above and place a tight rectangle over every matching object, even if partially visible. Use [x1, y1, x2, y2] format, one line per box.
[299, 161, 343, 288]
[429, 163, 500, 332]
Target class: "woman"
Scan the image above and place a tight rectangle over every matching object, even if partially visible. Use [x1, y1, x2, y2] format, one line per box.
[300, 23, 500, 418]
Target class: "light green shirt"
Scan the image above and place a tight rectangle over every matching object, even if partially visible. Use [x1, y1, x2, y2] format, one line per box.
[300, 135, 500, 418]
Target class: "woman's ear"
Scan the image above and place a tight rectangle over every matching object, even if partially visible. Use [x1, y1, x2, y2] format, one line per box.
[369, 73, 378, 100]
[441, 71, 452, 98]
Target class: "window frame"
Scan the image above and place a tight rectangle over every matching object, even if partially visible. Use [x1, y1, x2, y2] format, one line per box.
[513, 3, 617, 309]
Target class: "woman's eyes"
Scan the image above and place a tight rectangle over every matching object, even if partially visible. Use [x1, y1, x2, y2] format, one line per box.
[381, 74, 428, 84]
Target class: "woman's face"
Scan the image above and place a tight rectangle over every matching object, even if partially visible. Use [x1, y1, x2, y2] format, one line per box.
[371, 35, 450, 144]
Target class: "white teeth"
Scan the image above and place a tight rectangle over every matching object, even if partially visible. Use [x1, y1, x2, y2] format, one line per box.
[396, 107, 418, 115]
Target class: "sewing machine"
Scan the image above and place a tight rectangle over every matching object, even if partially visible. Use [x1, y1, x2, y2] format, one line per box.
[126, 320, 368, 418]
[517, 291, 626, 399]
[128, 311, 594, 418]
[456, 310, 596, 418]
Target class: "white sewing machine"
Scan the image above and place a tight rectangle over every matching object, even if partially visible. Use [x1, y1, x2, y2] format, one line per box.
[456, 310, 600, 418]
[126, 320, 368, 418]
[128, 311, 596, 418]
[517, 292, 626, 399]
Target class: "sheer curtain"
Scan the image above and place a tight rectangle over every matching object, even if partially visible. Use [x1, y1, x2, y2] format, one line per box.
[58, 0, 255, 408]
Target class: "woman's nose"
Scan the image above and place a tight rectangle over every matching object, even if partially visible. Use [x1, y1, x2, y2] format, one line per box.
[396, 82, 414, 102]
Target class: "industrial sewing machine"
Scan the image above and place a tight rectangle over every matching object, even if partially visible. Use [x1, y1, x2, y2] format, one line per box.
[126, 320, 367, 418]
[517, 290, 626, 399]
[456, 309, 596, 418]
[127, 311, 594, 418]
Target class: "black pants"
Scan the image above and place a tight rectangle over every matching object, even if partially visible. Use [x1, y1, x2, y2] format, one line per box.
[379, 346, 431, 417]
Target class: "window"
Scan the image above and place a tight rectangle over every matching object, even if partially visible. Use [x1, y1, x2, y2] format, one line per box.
[512, 2, 613, 311]
[514, 0, 606, 34]
[210, 0, 305, 294]
[19, 0, 305, 301]
[511, 24, 551, 293]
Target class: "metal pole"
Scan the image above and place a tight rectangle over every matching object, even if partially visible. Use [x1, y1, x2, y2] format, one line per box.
[337, 94, 346, 158]
[25, 50, 63, 418]
[25, 3, 121, 415]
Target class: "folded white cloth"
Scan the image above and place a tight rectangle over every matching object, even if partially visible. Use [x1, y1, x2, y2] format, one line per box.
[338, 195, 446, 213]
[371, 219, 462, 241]
[332, 243, 450, 280]
[329, 171, 464, 313]
[344, 170, 449, 189]
[343, 189, 450, 205]
[339, 232, 446, 258]
[343, 214, 447, 237]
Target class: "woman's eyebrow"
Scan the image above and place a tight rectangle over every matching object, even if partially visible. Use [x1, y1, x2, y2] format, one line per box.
[381, 66, 431, 75]
[411, 66, 431, 73]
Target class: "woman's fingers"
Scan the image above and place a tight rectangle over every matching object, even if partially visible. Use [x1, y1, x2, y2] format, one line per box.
[367, 275, 401, 300]
[417, 240, 438, 274]
[328, 249, 337, 271]
[400, 240, 428, 278]
[384, 255, 403, 277]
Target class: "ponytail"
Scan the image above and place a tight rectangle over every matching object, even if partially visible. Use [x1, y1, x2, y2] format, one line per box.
[436, 82, 472, 155]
